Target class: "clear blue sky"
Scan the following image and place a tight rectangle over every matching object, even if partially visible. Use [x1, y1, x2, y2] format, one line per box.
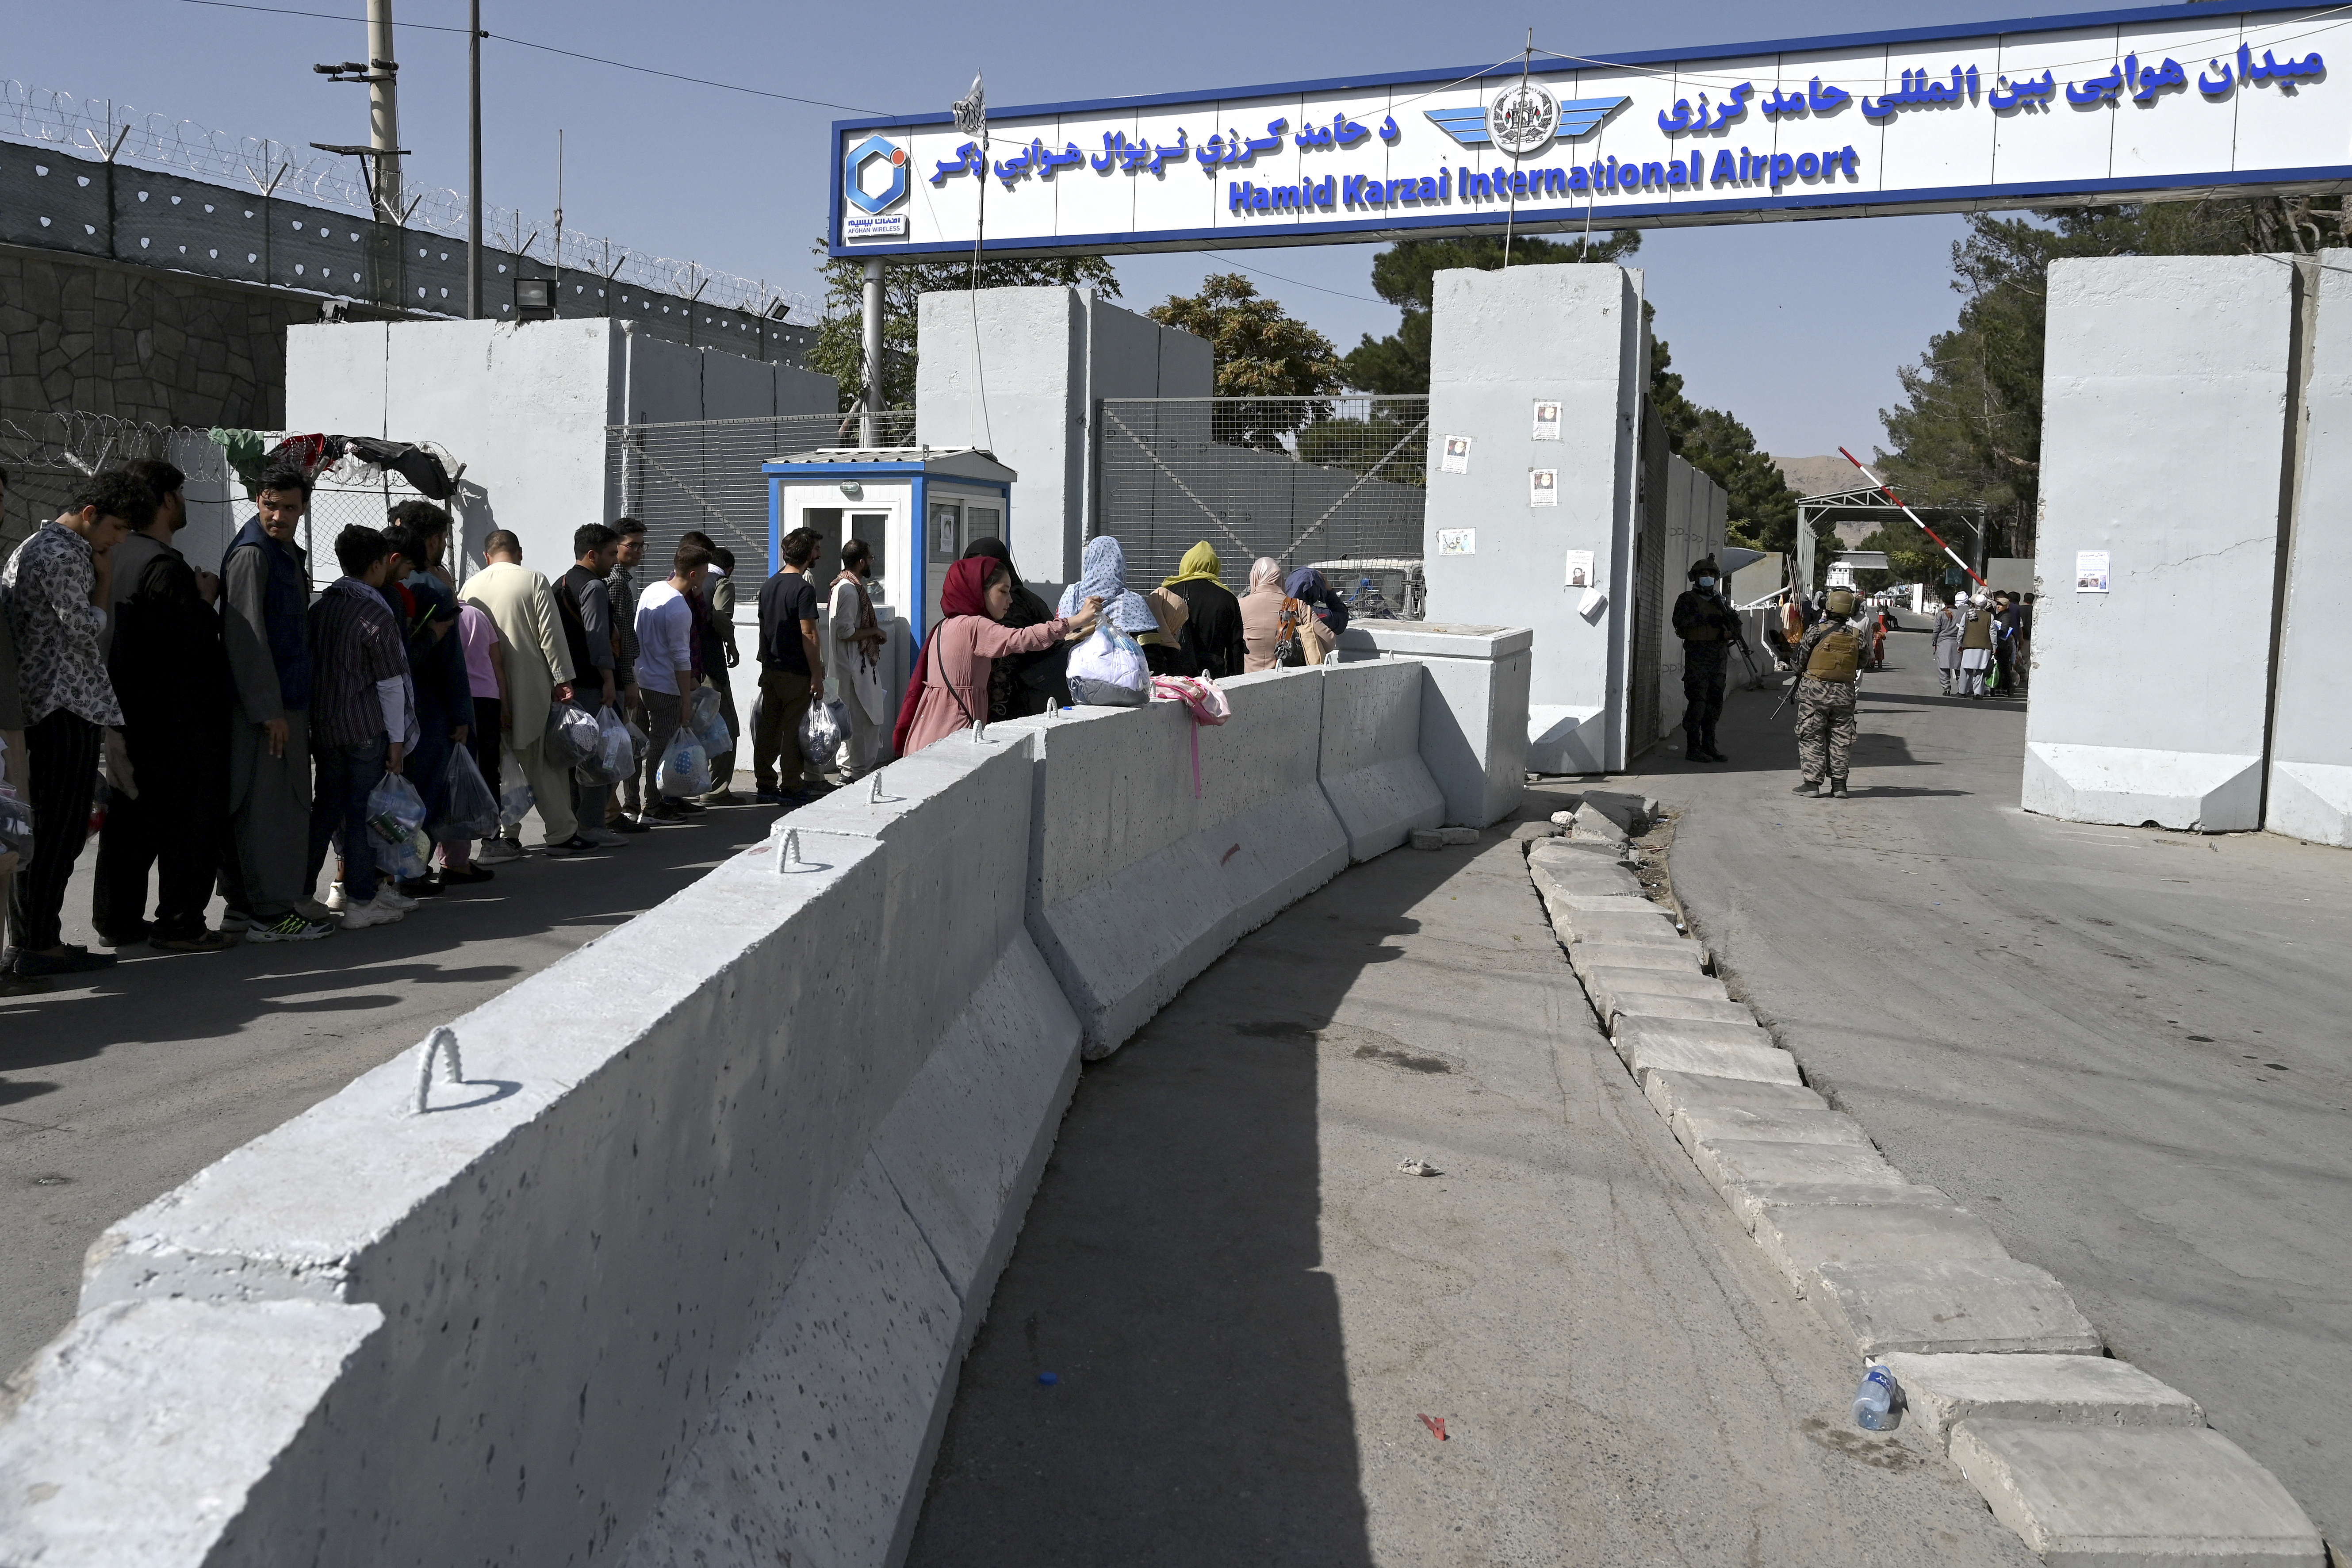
[9, 0, 2037, 457]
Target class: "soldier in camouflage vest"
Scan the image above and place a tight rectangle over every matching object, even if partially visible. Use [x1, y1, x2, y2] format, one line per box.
[1790, 588, 1863, 798]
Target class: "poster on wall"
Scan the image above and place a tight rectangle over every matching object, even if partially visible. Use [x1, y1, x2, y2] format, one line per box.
[1532, 402, 1562, 441]
[1440, 435, 1473, 474]
[1563, 548, 1594, 587]
[1437, 528, 1476, 556]
[1529, 468, 1558, 506]
[2075, 550, 2111, 593]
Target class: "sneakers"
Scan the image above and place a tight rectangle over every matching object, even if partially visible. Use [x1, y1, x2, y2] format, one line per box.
[1790, 779, 1822, 797]
[544, 834, 603, 856]
[150, 929, 232, 954]
[754, 788, 789, 805]
[325, 882, 349, 913]
[341, 893, 407, 929]
[580, 827, 629, 848]
[439, 865, 496, 886]
[244, 912, 337, 943]
[397, 875, 445, 897]
[371, 884, 421, 912]
[695, 787, 739, 807]
[640, 804, 690, 824]
[609, 816, 653, 834]
[96, 921, 154, 947]
[477, 837, 525, 864]
[220, 908, 255, 938]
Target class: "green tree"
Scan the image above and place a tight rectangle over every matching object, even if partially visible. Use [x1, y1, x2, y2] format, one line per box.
[808, 242, 1119, 412]
[1342, 231, 1643, 393]
[1647, 335, 1808, 558]
[1149, 273, 1344, 447]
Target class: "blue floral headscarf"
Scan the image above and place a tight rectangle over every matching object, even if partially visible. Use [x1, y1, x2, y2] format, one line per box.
[1058, 534, 1158, 633]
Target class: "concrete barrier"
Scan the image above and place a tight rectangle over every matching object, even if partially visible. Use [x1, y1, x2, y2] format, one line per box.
[1314, 657, 1445, 860]
[1334, 623, 1529, 826]
[1006, 667, 1349, 1058]
[8, 736, 1078, 1567]
[0, 635, 1537, 1561]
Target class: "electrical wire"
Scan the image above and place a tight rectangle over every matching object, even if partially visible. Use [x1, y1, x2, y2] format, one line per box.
[172, 0, 884, 113]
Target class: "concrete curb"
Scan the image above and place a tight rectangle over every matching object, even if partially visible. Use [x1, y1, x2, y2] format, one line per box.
[1519, 842, 2330, 1565]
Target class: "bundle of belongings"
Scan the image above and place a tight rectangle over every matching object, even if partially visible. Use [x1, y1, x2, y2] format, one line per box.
[210, 430, 464, 500]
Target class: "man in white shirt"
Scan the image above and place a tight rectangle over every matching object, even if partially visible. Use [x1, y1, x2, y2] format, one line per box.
[460, 532, 591, 855]
[632, 542, 709, 823]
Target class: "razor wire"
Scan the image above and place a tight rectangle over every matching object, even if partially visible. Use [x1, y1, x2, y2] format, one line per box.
[0, 79, 813, 323]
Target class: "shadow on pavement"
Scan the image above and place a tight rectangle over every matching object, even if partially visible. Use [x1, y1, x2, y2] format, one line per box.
[907, 848, 1477, 1568]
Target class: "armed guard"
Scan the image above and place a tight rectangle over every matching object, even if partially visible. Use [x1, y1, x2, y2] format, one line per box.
[1671, 556, 1743, 763]
[1789, 587, 1864, 798]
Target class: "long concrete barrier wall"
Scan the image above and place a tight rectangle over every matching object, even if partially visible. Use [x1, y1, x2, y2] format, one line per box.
[0, 648, 1515, 1566]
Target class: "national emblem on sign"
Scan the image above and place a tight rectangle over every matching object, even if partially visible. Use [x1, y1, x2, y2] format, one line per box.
[1488, 82, 1559, 154]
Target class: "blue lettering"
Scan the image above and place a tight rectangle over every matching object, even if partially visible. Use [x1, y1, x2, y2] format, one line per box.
[1568, 165, 1589, 192]
[1769, 153, 1795, 190]
[1467, 171, 1494, 199]
[1343, 174, 1366, 205]
[1711, 149, 1736, 183]
[1417, 175, 1439, 201]
[1667, 157, 1689, 188]
[1796, 151, 1820, 179]
[1270, 183, 1302, 211]
[1229, 181, 1248, 212]
[1539, 167, 1567, 196]
[1438, 168, 1450, 199]
[1840, 145, 1859, 178]
[1509, 169, 1528, 196]
[1252, 185, 1270, 211]
[1317, 176, 1337, 207]
[1641, 161, 1665, 188]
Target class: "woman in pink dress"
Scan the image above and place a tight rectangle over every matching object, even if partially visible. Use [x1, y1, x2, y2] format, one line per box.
[892, 557, 1099, 756]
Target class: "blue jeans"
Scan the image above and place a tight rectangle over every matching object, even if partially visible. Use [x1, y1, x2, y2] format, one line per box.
[309, 735, 389, 903]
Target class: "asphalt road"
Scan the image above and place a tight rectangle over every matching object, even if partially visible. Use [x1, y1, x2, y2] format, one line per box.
[1621, 630, 2351, 1547]
[909, 820, 2033, 1565]
[0, 799, 778, 1377]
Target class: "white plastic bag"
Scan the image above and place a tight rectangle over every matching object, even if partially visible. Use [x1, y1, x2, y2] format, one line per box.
[689, 684, 731, 756]
[657, 730, 713, 800]
[430, 746, 502, 842]
[366, 771, 433, 881]
[800, 698, 847, 764]
[498, 747, 534, 828]
[1065, 624, 1150, 707]
[544, 701, 599, 768]
[575, 704, 632, 786]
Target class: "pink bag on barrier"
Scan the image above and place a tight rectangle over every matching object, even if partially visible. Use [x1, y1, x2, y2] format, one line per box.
[1150, 675, 1230, 798]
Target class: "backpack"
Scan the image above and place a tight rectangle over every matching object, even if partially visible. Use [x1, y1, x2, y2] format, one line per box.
[1805, 625, 1862, 682]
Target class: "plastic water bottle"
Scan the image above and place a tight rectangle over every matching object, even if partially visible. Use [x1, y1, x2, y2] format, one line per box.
[1852, 1365, 1898, 1430]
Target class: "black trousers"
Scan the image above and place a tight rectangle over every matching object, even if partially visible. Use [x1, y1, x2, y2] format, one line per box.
[9, 709, 103, 953]
[93, 722, 229, 937]
[1680, 642, 1729, 745]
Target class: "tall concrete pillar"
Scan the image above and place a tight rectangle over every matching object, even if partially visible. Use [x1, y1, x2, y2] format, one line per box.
[2264, 251, 2352, 845]
[1422, 264, 1646, 773]
[2023, 256, 2298, 831]
[917, 286, 1210, 597]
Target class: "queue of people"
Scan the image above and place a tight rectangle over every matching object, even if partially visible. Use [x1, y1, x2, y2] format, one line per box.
[0, 460, 818, 990]
[1933, 590, 2033, 698]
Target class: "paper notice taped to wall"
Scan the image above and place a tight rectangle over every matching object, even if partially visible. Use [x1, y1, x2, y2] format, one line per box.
[1440, 436, 1472, 474]
[1437, 528, 1475, 556]
[1529, 468, 1558, 506]
[1564, 549, 1594, 588]
[2075, 550, 2110, 592]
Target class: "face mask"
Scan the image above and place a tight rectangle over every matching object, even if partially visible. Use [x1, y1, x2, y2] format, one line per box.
[1696, 576, 1716, 589]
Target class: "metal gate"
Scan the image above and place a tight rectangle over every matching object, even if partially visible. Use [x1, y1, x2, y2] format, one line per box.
[1093, 395, 1427, 590]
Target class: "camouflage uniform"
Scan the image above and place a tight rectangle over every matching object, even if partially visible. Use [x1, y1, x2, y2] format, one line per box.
[1791, 613, 1861, 788]
[1671, 585, 1742, 759]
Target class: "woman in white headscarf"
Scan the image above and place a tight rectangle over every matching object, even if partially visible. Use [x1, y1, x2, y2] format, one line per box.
[1239, 556, 1287, 672]
[1932, 594, 1964, 694]
[1057, 535, 1158, 634]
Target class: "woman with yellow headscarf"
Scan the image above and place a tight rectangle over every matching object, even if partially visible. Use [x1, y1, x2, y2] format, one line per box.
[1157, 541, 1246, 679]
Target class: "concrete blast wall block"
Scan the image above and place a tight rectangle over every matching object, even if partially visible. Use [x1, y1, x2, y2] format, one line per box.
[76, 839, 896, 1564]
[1007, 668, 1348, 1058]
[1421, 265, 1641, 767]
[619, 1153, 964, 1568]
[1947, 1421, 2324, 1567]
[1336, 624, 1529, 825]
[0, 1300, 383, 1567]
[624, 940, 1082, 1568]
[2268, 249, 2352, 844]
[1811, 1258, 2104, 1357]
[2026, 255, 2295, 832]
[2023, 741, 2262, 833]
[1315, 657, 1446, 859]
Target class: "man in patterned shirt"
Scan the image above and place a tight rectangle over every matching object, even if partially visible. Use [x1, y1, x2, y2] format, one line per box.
[0, 469, 141, 978]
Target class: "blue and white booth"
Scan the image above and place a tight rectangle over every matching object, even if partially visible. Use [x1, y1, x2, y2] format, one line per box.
[762, 446, 1016, 648]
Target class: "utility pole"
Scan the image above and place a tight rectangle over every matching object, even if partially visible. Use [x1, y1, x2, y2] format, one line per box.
[467, 0, 482, 318]
[553, 129, 564, 318]
[861, 258, 883, 446]
[368, 0, 401, 224]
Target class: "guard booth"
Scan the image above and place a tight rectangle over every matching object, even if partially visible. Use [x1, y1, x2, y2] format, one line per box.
[761, 447, 1015, 646]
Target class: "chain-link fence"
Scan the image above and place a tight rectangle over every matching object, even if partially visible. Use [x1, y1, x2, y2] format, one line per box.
[605, 410, 919, 577]
[1094, 395, 1428, 598]
[1, 412, 439, 588]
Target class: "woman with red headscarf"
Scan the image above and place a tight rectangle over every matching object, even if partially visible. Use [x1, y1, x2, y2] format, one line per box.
[892, 557, 1100, 756]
